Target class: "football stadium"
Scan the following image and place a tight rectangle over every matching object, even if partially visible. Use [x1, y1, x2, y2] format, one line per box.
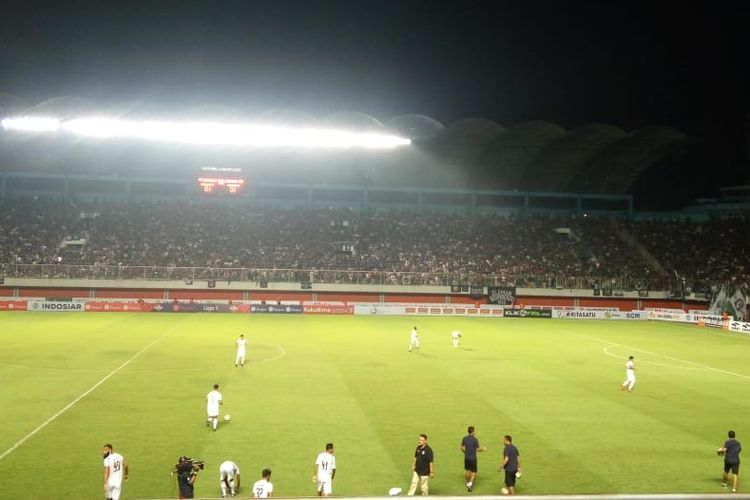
[1, 3, 749, 500]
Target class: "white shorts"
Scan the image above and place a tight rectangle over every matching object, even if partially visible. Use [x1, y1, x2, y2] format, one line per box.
[207, 406, 220, 418]
[317, 479, 333, 495]
[221, 473, 236, 485]
[106, 483, 121, 500]
[237, 350, 246, 358]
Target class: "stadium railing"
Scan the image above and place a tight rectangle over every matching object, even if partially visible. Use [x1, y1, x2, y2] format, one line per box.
[0, 263, 671, 290]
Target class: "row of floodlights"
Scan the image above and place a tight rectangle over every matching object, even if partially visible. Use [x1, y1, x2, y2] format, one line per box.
[1, 116, 411, 149]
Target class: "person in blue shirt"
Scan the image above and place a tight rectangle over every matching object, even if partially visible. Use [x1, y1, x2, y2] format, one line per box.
[719, 430, 742, 493]
[499, 435, 521, 495]
[460, 426, 487, 492]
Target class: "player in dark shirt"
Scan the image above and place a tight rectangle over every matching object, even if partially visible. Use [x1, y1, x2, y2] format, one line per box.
[500, 435, 521, 495]
[460, 426, 487, 492]
[719, 430, 742, 493]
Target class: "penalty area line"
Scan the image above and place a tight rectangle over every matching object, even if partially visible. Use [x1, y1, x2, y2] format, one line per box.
[572, 331, 750, 381]
[602, 346, 710, 372]
[0, 322, 181, 463]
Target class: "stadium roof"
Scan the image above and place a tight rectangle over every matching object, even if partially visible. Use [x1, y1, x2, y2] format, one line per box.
[0, 94, 693, 195]
[0, 92, 27, 116]
[321, 111, 384, 131]
[475, 120, 568, 187]
[258, 108, 319, 126]
[439, 117, 506, 143]
[569, 125, 688, 192]
[523, 123, 628, 191]
[24, 96, 94, 118]
[385, 114, 444, 140]
[427, 118, 506, 168]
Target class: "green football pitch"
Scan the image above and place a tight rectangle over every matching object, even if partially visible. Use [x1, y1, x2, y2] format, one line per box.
[0, 312, 747, 499]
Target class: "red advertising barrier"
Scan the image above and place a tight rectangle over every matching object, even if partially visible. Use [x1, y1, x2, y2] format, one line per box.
[82, 302, 255, 313]
[84, 302, 155, 312]
[0, 300, 28, 311]
[402, 306, 502, 316]
[303, 304, 355, 315]
[228, 304, 252, 313]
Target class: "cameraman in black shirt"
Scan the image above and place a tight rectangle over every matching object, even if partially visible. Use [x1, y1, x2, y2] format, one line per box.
[175, 457, 203, 499]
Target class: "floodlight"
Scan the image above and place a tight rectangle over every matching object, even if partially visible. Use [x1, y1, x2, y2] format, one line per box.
[2, 115, 410, 149]
[1, 117, 61, 132]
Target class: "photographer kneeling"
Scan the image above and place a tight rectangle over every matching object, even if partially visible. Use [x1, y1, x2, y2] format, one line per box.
[174, 456, 204, 499]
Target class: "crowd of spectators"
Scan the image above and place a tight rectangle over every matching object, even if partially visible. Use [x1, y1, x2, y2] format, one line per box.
[0, 198, 82, 266]
[623, 217, 750, 291]
[0, 198, 747, 290]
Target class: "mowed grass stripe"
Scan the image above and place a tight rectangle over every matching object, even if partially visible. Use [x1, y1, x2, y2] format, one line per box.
[0, 314, 185, 499]
[0, 313, 177, 451]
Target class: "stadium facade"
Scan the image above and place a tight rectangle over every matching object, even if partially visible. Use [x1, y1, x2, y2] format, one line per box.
[1, 95, 747, 315]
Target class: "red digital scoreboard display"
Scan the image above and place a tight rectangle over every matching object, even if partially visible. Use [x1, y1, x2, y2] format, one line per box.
[197, 177, 245, 194]
[197, 167, 245, 194]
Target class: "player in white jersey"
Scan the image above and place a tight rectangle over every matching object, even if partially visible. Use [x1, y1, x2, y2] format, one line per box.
[235, 334, 247, 367]
[252, 468, 274, 498]
[313, 443, 336, 496]
[408, 326, 420, 352]
[219, 460, 241, 497]
[207, 383, 223, 431]
[452, 330, 462, 348]
[621, 355, 636, 392]
[102, 443, 128, 500]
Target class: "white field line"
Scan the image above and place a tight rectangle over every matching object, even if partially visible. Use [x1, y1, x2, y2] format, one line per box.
[574, 332, 750, 381]
[258, 344, 286, 362]
[0, 344, 285, 373]
[0, 361, 108, 372]
[602, 346, 710, 372]
[0, 322, 181, 463]
[699, 326, 750, 345]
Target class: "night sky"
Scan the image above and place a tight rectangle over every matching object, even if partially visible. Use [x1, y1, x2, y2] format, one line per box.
[1, 0, 748, 161]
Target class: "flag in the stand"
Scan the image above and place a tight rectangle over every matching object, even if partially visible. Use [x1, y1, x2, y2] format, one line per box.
[727, 289, 746, 321]
[709, 288, 728, 315]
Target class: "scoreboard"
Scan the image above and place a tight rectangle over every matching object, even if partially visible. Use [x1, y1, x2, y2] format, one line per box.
[197, 176, 245, 194]
[196, 167, 245, 195]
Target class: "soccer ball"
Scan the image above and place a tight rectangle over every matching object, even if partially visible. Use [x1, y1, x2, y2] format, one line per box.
[224, 415, 231, 422]
[501, 487, 510, 495]
[388, 487, 402, 496]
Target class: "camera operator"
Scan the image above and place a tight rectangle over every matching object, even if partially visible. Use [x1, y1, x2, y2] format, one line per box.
[174, 457, 203, 499]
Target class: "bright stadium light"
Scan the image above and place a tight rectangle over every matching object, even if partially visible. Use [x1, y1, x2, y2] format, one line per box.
[1, 116, 61, 132]
[3, 116, 411, 149]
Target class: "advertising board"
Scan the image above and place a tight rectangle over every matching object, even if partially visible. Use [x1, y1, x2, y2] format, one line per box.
[27, 300, 85, 312]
